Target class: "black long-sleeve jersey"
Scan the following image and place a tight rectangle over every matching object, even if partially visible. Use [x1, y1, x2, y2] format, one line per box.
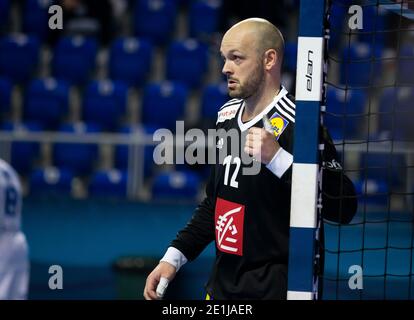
[170, 87, 357, 300]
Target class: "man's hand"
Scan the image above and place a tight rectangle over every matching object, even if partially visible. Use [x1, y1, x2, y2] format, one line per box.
[143, 261, 176, 300]
[244, 127, 280, 165]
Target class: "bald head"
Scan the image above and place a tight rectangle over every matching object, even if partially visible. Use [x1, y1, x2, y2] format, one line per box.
[220, 18, 284, 100]
[224, 18, 285, 62]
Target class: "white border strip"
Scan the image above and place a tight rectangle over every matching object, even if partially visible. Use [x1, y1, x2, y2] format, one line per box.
[287, 290, 314, 300]
[290, 163, 318, 228]
[295, 37, 324, 102]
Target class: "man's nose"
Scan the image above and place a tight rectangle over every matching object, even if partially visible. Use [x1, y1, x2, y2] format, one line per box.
[222, 60, 233, 76]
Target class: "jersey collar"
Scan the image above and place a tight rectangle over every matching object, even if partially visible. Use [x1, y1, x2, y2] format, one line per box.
[237, 86, 288, 132]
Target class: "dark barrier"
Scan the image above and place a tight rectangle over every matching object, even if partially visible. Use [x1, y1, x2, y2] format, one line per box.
[112, 256, 159, 300]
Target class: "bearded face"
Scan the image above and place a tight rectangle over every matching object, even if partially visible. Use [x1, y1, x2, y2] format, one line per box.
[227, 58, 265, 99]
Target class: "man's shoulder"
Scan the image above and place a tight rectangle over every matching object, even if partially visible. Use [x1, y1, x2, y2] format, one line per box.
[285, 93, 296, 104]
[216, 98, 243, 124]
[0, 159, 18, 179]
[218, 98, 243, 111]
[271, 90, 296, 125]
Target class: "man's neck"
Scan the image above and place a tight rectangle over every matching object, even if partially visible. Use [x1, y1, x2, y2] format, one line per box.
[242, 83, 281, 122]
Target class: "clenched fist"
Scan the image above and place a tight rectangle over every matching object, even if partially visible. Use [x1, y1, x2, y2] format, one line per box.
[244, 127, 280, 165]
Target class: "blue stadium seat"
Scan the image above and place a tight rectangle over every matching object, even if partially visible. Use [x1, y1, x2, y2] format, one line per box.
[141, 81, 188, 130]
[114, 125, 157, 178]
[283, 42, 297, 73]
[340, 42, 382, 88]
[325, 87, 367, 140]
[0, 34, 40, 83]
[377, 87, 413, 140]
[200, 82, 228, 119]
[24, 78, 70, 130]
[354, 178, 389, 207]
[357, 5, 387, 49]
[0, 76, 12, 115]
[23, 0, 53, 40]
[52, 36, 98, 85]
[109, 37, 153, 86]
[82, 80, 128, 131]
[29, 166, 74, 196]
[88, 169, 128, 197]
[52, 122, 101, 175]
[133, 0, 177, 45]
[359, 150, 406, 189]
[0, 0, 10, 31]
[189, 0, 221, 39]
[166, 39, 209, 88]
[397, 44, 414, 85]
[327, 0, 348, 51]
[152, 170, 200, 200]
[0, 121, 44, 174]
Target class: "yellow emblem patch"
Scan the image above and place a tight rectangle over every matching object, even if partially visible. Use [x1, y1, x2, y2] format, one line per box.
[269, 112, 289, 139]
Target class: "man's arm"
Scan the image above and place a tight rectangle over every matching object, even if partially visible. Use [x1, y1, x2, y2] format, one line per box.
[262, 117, 357, 224]
[144, 165, 216, 300]
[320, 126, 358, 224]
[263, 115, 295, 184]
[169, 165, 216, 261]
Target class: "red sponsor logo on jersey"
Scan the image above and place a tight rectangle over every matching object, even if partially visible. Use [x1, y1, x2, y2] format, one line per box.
[219, 110, 236, 117]
[215, 197, 245, 256]
[217, 107, 238, 123]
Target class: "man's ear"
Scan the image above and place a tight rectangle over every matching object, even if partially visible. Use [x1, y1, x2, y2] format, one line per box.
[264, 49, 278, 70]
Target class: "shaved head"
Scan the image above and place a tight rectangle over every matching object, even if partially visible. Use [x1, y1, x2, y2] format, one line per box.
[220, 18, 284, 100]
[224, 18, 285, 62]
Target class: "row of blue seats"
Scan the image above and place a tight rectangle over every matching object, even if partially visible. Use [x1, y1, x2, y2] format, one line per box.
[328, 0, 392, 50]
[0, 122, 156, 176]
[0, 0, 223, 44]
[0, 35, 210, 87]
[339, 42, 413, 87]
[1, 75, 412, 139]
[0, 120, 210, 181]
[0, 78, 229, 131]
[284, 41, 414, 87]
[325, 86, 414, 140]
[30, 166, 406, 208]
[29, 163, 408, 204]
[30, 166, 202, 200]
[1, 118, 409, 186]
[0, 0, 400, 49]
[1, 32, 413, 88]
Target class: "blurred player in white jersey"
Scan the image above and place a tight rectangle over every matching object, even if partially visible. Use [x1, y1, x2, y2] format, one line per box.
[0, 158, 29, 300]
